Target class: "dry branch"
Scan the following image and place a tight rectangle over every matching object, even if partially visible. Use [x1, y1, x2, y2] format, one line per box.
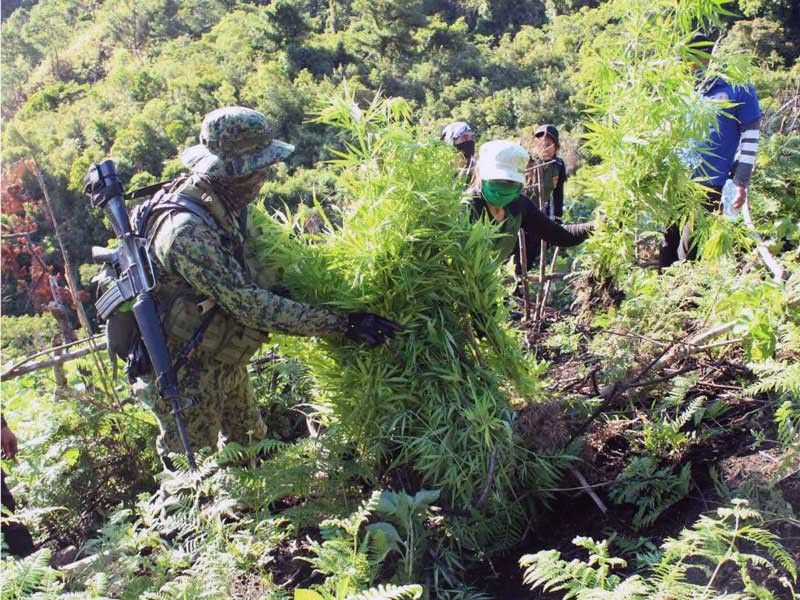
[567, 465, 608, 514]
[741, 200, 787, 282]
[1, 334, 104, 376]
[1, 343, 108, 381]
[647, 320, 737, 373]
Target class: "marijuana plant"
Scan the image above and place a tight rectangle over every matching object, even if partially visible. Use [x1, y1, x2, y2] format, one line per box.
[249, 89, 563, 539]
[572, 0, 756, 280]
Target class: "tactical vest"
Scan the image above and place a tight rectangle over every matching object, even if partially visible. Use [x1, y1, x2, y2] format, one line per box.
[141, 180, 269, 366]
[103, 178, 268, 379]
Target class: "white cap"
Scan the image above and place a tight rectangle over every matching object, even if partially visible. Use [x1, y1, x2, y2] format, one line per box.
[476, 140, 529, 184]
[441, 121, 474, 145]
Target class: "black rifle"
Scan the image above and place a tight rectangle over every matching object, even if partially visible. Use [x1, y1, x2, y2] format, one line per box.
[85, 159, 196, 470]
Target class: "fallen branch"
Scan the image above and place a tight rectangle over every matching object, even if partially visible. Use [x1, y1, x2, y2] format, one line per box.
[59, 550, 114, 575]
[647, 320, 737, 373]
[569, 321, 740, 443]
[741, 200, 787, 282]
[567, 465, 608, 514]
[1, 343, 108, 382]
[1, 334, 104, 376]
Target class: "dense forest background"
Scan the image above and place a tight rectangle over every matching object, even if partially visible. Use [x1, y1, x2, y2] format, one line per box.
[1, 1, 799, 599]
[2, 0, 798, 315]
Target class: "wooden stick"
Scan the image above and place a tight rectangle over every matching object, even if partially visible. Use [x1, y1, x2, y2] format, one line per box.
[533, 168, 548, 330]
[518, 227, 531, 322]
[527, 272, 567, 283]
[741, 199, 787, 282]
[1, 343, 107, 381]
[1, 334, 104, 376]
[542, 246, 561, 306]
[59, 550, 114, 575]
[648, 320, 737, 373]
[24, 151, 119, 404]
[567, 465, 607, 514]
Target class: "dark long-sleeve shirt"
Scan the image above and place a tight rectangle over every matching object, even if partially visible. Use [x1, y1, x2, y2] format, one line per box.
[469, 192, 591, 261]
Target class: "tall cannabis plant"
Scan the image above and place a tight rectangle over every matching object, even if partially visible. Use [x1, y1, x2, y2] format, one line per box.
[573, 0, 755, 279]
[250, 90, 559, 525]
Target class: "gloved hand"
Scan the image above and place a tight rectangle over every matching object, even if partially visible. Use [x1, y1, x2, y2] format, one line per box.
[345, 312, 403, 347]
[270, 285, 292, 299]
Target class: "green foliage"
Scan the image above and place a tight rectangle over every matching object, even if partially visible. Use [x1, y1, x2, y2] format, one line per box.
[0, 549, 66, 599]
[521, 536, 636, 598]
[0, 314, 60, 361]
[609, 457, 691, 530]
[2, 1, 800, 597]
[748, 133, 800, 245]
[521, 499, 797, 599]
[572, 0, 756, 280]
[303, 491, 385, 596]
[349, 585, 424, 600]
[250, 91, 559, 526]
[371, 489, 440, 583]
[0, 358, 159, 548]
[300, 489, 437, 597]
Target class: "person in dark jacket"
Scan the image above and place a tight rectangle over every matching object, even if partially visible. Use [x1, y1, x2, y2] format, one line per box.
[1, 415, 35, 558]
[517, 124, 570, 269]
[441, 121, 476, 182]
[469, 140, 591, 262]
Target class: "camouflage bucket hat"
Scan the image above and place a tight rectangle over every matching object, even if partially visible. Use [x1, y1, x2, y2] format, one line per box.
[181, 106, 295, 177]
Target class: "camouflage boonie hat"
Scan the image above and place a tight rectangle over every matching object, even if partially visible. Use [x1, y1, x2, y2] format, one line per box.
[181, 106, 295, 177]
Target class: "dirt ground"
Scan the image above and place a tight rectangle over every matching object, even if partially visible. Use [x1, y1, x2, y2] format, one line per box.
[468, 305, 800, 599]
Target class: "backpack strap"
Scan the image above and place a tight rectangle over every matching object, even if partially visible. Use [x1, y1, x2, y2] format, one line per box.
[165, 194, 219, 230]
[125, 179, 174, 201]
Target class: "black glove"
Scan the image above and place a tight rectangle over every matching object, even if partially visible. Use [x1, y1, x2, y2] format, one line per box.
[270, 285, 292, 299]
[345, 312, 403, 347]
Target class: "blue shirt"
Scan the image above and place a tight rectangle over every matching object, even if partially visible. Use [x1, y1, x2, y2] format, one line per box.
[695, 78, 761, 187]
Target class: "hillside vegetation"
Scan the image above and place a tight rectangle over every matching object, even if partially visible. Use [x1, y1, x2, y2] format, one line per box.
[1, 0, 799, 598]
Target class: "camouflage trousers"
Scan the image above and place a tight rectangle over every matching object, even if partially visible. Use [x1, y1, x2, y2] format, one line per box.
[137, 356, 267, 465]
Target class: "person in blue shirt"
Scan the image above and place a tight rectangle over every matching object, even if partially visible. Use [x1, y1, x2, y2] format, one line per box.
[659, 32, 762, 268]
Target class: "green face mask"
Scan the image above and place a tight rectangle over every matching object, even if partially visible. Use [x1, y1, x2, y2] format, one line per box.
[481, 180, 522, 208]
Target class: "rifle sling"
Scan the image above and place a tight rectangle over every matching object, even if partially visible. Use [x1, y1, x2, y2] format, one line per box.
[172, 304, 221, 375]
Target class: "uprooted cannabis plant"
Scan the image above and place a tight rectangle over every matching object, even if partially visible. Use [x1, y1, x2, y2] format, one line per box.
[247, 90, 563, 546]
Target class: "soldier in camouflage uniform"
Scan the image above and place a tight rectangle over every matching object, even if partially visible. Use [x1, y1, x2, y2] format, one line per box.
[140, 106, 401, 464]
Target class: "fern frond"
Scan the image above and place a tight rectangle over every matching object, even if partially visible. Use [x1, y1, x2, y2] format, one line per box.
[350, 583, 424, 600]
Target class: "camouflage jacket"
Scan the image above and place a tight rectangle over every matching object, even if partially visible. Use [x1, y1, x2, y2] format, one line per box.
[148, 175, 347, 362]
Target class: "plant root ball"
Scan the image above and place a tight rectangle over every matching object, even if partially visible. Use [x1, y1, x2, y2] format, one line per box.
[517, 401, 569, 452]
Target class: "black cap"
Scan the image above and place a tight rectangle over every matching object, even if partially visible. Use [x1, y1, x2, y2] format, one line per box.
[534, 124, 559, 144]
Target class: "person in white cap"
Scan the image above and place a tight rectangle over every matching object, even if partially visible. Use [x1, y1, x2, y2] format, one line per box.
[470, 140, 592, 261]
[441, 121, 476, 181]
